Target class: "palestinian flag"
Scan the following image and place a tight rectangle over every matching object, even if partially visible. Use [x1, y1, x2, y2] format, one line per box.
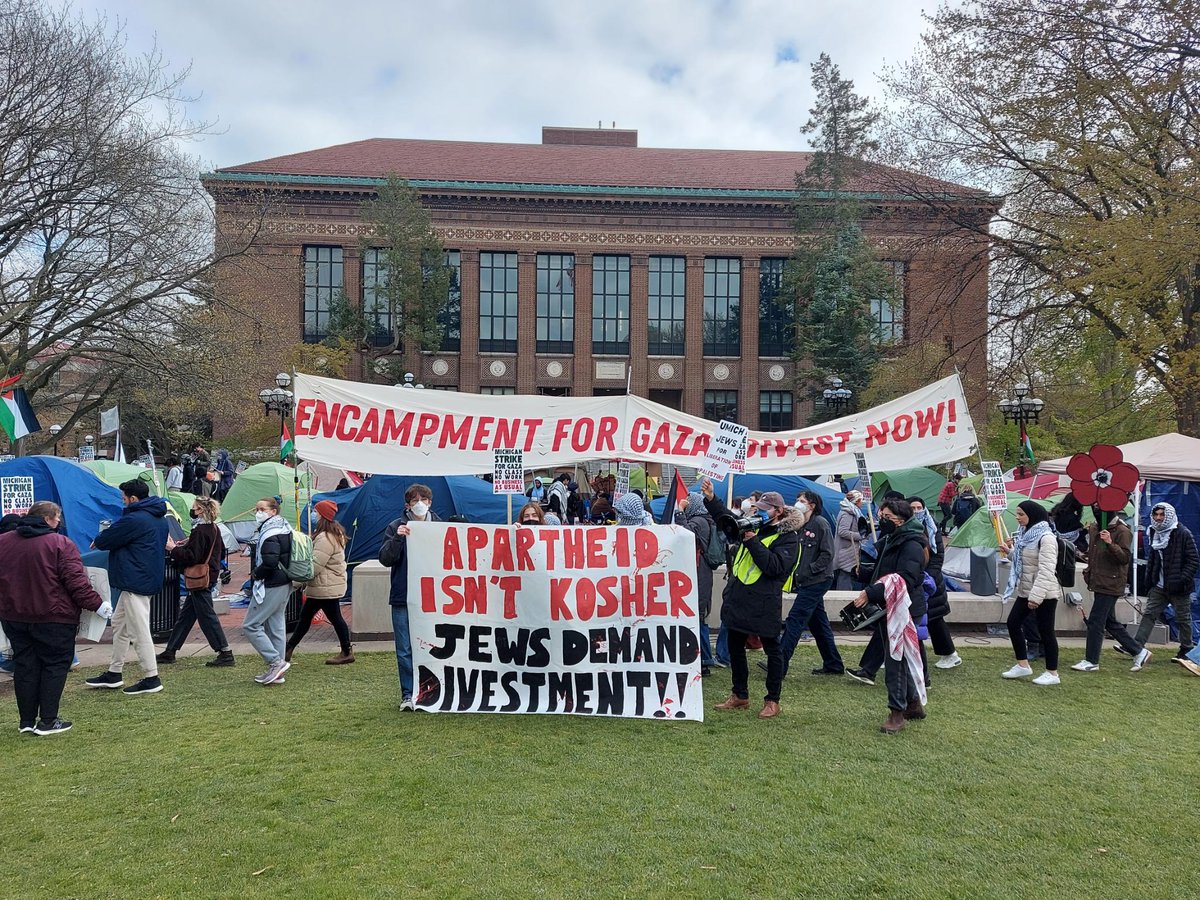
[1020, 424, 1035, 465]
[657, 469, 689, 524]
[280, 422, 295, 462]
[0, 374, 41, 442]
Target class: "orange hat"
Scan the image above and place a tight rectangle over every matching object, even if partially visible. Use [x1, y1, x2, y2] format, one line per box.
[314, 500, 338, 522]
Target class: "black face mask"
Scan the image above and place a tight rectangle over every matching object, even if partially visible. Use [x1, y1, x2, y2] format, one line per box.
[878, 519, 898, 537]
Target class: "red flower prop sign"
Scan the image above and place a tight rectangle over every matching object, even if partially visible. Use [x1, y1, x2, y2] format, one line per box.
[1065, 444, 1140, 511]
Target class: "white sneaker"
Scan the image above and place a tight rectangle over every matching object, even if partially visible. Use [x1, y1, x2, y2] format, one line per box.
[399, 697, 415, 711]
[935, 652, 963, 669]
[1032, 672, 1061, 685]
[1070, 660, 1099, 672]
[1001, 664, 1033, 679]
[1131, 648, 1152, 672]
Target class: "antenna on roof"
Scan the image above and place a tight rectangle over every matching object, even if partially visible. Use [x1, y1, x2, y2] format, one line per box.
[612, 121, 616, 128]
[597, 120, 601, 128]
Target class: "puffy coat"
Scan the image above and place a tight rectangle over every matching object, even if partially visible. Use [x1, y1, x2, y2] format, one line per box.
[924, 529, 950, 620]
[1083, 519, 1132, 596]
[864, 519, 929, 619]
[0, 517, 104, 624]
[1014, 531, 1060, 605]
[677, 500, 715, 619]
[794, 513, 835, 587]
[833, 506, 864, 572]
[253, 526, 294, 588]
[703, 495, 802, 637]
[169, 522, 223, 590]
[1146, 525, 1199, 596]
[307, 531, 348, 600]
[92, 496, 169, 595]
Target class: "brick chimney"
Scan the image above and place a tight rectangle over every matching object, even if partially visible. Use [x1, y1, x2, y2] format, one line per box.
[542, 126, 638, 148]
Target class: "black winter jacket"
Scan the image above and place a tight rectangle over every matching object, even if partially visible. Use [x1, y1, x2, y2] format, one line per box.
[864, 519, 929, 619]
[704, 495, 802, 637]
[924, 528, 950, 620]
[1146, 526, 1199, 596]
[253, 529, 293, 588]
[794, 513, 836, 587]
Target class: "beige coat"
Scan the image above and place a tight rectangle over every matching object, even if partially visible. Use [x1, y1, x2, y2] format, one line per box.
[306, 531, 348, 599]
[1015, 531, 1060, 605]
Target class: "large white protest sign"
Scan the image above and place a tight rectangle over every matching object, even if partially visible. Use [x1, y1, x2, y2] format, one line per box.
[981, 461, 1007, 512]
[407, 523, 704, 720]
[492, 448, 525, 494]
[614, 461, 631, 498]
[293, 373, 977, 476]
[854, 452, 873, 502]
[1, 476, 34, 516]
[697, 420, 748, 480]
[78, 445, 95, 462]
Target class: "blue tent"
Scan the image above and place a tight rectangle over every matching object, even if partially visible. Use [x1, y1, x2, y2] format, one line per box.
[0, 455, 124, 549]
[649, 473, 845, 528]
[304, 475, 512, 563]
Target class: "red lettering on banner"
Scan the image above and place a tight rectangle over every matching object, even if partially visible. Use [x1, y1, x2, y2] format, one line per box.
[671, 426, 697, 455]
[833, 431, 852, 453]
[310, 402, 340, 439]
[585, 529, 606, 568]
[620, 576, 645, 618]
[471, 416, 494, 450]
[614, 529, 630, 568]
[539, 529, 560, 568]
[813, 434, 832, 455]
[550, 577, 572, 620]
[947, 398, 957, 434]
[596, 576, 618, 616]
[515, 529, 535, 571]
[466, 527, 488, 568]
[441, 575, 464, 614]
[669, 570, 696, 617]
[575, 579, 596, 620]
[380, 410, 414, 444]
[866, 420, 890, 448]
[893, 413, 914, 442]
[634, 529, 659, 569]
[415, 413, 439, 444]
[443, 530, 464, 570]
[630, 417, 651, 453]
[561, 529, 584, 568]
[356, 408, 380, 443]
[552, 419, 571, 451]
[648, 424, 672, 455]
[440, 415, 472, 449]
[645, 571, 667, 617]
[294, 398, 315, 434]
[491, 529, 514, 571]
[521, 419, 543, 452]
[494, 418, 519, 449]
[420, 576, 436, 612]
[335, 405, 360, 441]
[462, 575, 487, 614]
[496, 575, 521, 619]
[694, 433, 710, 454]
[596, 417, 618, 451]
[914, 403, 945, 437]
[570, 419, 595, 452]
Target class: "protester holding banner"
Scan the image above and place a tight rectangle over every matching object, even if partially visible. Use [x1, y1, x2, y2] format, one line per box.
[701, 479, 801, 719]
[378, 483, 437, 710]
[157, 496, 235, 669]
[675, 492, 717, 674]
[242, 497, 294, 686]
[833, 491, 867, 590]
[0, 501, 110, 735]
[85, 479, 169, 696]
[1001, 501, 1061, 685]
[286, 500, 353, 665]
[517, 503, 545, 525]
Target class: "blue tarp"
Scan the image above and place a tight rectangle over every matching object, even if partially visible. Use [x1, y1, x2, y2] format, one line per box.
[0, 456, 124, 550]
[303, 475, 512, 563]
[649, 474, 845, 528]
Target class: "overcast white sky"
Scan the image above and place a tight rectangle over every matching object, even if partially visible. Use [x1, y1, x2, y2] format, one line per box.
[72, 0, 936, 170]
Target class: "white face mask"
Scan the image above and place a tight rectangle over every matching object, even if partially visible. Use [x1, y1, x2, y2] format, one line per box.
[254, 510, 270, 523]
[740, 501, 754, 515]
[410, 501, 430, 519]
[795, 501, 809, 513]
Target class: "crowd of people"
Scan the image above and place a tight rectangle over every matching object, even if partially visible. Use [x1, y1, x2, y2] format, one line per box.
[2, 466, 1197, 737]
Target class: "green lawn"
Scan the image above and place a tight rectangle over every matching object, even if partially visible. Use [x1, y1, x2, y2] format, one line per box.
[2, 648, 1197, 899]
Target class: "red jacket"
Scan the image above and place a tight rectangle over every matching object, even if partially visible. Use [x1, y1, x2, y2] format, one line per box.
[0, 519, 105, 625]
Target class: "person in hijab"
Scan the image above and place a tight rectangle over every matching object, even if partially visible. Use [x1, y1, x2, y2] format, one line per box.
[526, 478, 547, 503]
[543, 511, 562, 526]
[614, 492, 648, 527]
[1001, 500, 1061, 685]
[832, 490, 867, 591]
[1134, 502, 1198, 664]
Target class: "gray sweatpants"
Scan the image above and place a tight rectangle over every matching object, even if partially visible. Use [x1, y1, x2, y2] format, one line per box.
[242, 584, 291, 665]
[1136, 586, 1195, 651]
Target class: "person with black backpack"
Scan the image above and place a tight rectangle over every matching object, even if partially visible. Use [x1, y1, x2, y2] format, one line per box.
[674, 492, 717, 674]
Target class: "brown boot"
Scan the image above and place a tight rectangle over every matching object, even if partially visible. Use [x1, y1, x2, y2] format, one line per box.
[903, 701, 927, 720]
[758, 700, 781, 719]
[326, 648, 356, 665]
[713, 695, 750, 710]
[880, 710, 906, 734]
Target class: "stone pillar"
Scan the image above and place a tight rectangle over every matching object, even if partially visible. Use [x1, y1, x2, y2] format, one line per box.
[516, 251, 537, 393]
[573, 253, 593, 397]
[740, 257, 761, 428]
[459, 249, 480, 393]
[683, 255, 706, 418]
[628, 253, 649, 397]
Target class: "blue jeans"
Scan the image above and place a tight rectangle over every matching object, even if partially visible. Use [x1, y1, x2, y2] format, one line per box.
[391, 604, 413, 700]
[715, 625, 730, 666]
[699, 622, 715, 666]
[780, 579, 843, 676]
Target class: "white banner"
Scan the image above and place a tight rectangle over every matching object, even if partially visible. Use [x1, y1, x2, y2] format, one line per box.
[99, 404, 120, 436]
[698, 419, 748, 480]
[292, 372, 977, 476]
[407, 522, 704, 719]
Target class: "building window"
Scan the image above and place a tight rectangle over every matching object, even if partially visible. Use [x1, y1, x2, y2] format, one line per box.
[648, 256, 685, 355]
[758, 258, 793, 357]
[480, 386, 515, 395]
[303, 245, 343, 342]
[441, 250, 462, 352]
[704, 257, 741, 356]
[360, 249, 391, 347]
[873, 260, 905, 343]
[536, 253, 574, 353]
[538, 386, 571, 397]
[430, 384, 458, 391]
[592, 255, 630, 355]
[479, 252, 517, 353]
[759, 391, 794, 431]
[704, 390, 739, 423]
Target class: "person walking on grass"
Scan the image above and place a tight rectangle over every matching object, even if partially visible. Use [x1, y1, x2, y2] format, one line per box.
[0, 502, 110, 736]
[379, 483, 437, 710]
[1134, 502, 1198, 666]
[1071, 505, 1148, 673]
[243, 497, 294, 686]
[1001, 501, 1061, 686]
[85, 479, 168, 696]
[286, 500, 353, 665]
[156, 496, 235, 669]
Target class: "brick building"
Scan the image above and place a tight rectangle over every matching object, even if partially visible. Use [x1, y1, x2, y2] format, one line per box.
[203, 126, 995, 435]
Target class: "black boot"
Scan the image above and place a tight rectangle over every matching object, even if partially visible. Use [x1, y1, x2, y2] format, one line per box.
[155, 649, 176, 664]
[205, 650, 235, 667]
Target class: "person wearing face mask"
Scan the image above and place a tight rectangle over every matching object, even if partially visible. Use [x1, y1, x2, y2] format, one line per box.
[833, 490, 867, 591]
[242, 497, 294, 686]
[379, 484, 437, 710]
[157, 496, 234, 668]
[675, 491, 717, 674]
[517, 503, 545, 525]
[909, 496, 961, 670]
[701, 480, 802, 719]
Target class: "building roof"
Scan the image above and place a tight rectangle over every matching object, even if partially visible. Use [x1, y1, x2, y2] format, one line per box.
[215, 135, 987, 200]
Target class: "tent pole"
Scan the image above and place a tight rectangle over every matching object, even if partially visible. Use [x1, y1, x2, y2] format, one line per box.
[507, 493, 513, 525]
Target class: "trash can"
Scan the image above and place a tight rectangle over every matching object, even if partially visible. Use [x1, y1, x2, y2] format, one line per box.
[285, 587, 304, 633]
[969, 548, 999, 596]
[150, 559, 182, 641]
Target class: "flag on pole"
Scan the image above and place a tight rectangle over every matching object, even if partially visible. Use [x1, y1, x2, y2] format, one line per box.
[100, 404, 120, 436]
[280, 422, 295, 462]
[657, 469, 689, 524]
[0, 375, 41, 442]
[114, 435, 126, 464]
[1020, 424, 1035, 465]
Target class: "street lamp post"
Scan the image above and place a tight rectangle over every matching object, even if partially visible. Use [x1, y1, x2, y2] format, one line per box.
[822, 376, 853, 417]
[259, 372, 294, 462]
[49, 424, 62, 457]
[997, 382, 1044, 479]
[397, 372, 425, 390]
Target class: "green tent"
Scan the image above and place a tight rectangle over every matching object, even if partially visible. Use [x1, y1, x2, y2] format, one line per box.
[949, 495, 1055, 549]
[220, 462, 313, 523]
[166, 490, 197, 534]
[871, 467, 948, 509]
[84, 460, 165, 496]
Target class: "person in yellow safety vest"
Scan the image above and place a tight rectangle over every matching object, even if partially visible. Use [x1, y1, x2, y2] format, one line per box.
[700, 478, 803, 719]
